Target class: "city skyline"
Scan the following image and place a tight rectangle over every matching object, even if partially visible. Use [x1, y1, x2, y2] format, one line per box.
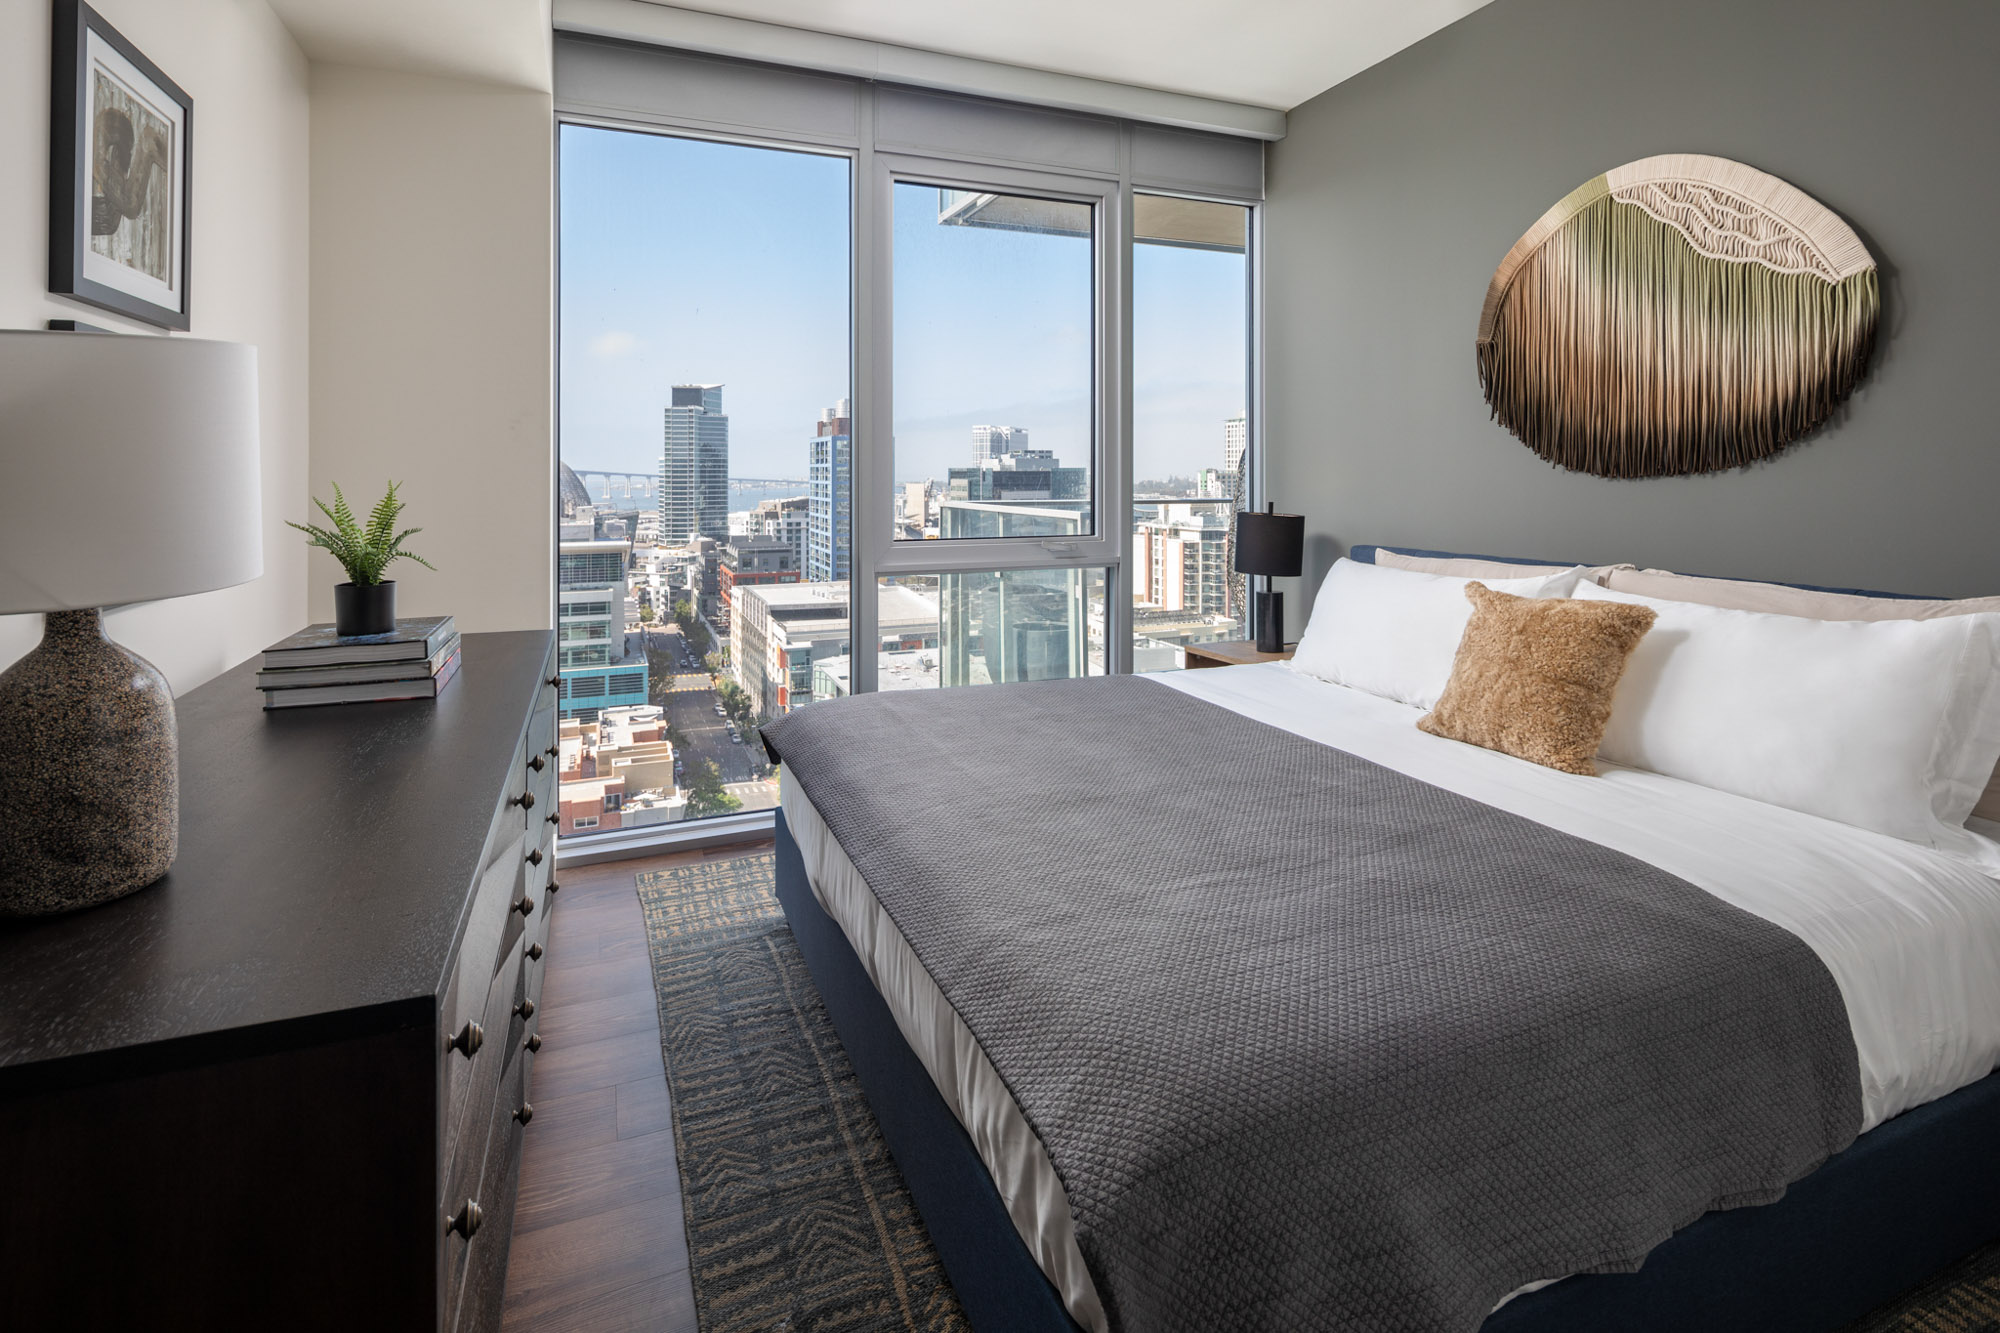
[558, 123, 1248, 486]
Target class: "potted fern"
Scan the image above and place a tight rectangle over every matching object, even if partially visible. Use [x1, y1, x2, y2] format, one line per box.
[288, 482, 436, 637]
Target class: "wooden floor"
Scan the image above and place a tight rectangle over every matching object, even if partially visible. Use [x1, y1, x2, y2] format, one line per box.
[500, 840, 770, 1331]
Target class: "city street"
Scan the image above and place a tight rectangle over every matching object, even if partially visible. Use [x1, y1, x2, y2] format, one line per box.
[634, 624, 778, 809]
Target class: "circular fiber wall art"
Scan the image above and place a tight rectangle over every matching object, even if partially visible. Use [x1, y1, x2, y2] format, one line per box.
[1475, 154, 1878, 478]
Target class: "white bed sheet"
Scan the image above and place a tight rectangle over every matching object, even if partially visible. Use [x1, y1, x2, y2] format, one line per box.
[781, 663, 2000, 1330]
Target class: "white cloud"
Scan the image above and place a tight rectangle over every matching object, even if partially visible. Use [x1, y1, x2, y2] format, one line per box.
[588, 331, 637, 357]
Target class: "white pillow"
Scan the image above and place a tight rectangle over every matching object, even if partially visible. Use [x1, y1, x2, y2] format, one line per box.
[1290, 558, 1588, 709]
[1575, 583, 2000, 861]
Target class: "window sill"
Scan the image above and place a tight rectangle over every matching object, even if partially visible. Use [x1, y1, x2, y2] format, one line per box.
[552, 807, 777, 866]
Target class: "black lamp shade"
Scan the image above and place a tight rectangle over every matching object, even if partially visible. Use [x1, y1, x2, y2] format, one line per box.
[1234, 507, 1304, 577]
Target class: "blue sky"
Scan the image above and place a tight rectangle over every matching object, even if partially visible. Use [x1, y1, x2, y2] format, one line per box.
[559, 124, 1246, 487]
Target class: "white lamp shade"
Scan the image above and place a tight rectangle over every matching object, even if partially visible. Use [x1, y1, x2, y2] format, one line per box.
[0, 332, 263, 613]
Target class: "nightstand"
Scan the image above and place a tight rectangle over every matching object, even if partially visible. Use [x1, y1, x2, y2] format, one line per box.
[1183, 640, 1297, 669]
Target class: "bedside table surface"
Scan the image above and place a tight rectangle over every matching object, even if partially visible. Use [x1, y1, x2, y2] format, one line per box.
[1185, 640, 1297, 668]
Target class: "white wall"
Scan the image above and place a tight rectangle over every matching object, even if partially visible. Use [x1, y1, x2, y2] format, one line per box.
[0, 0, 311, 692]
[307, 62, 554, 633]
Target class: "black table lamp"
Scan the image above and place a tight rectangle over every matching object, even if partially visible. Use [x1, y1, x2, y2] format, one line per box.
[1235, 502, 1305, 653]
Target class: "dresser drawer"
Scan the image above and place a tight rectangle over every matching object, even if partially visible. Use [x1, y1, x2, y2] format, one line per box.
[448, 1045, 531, 1333]
[441, 831, 526, 1181]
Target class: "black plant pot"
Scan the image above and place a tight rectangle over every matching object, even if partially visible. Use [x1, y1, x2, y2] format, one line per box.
[334, 580, 397, 637]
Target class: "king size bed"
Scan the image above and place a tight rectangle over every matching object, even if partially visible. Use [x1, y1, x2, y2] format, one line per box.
[759, 546, 2000, 1333]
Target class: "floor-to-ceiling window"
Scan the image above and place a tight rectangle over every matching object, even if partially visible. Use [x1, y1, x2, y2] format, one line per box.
[1130, 195, 1253, 671]
[554, 38, 1261, 842]
[556, 124, 850, 840]
[876, 179, 1108, 690]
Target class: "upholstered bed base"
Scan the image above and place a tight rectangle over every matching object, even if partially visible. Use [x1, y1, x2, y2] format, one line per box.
[774, 809, 2000, 1333]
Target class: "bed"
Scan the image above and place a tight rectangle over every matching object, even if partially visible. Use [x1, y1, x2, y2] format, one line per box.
[760, 548, 2000, 1333]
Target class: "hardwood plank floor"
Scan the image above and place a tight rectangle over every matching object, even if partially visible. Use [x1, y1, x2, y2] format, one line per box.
[501, 839, 772, 1332]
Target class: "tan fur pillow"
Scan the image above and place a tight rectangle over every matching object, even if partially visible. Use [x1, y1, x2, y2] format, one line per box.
[1419, 583, 1656, 776]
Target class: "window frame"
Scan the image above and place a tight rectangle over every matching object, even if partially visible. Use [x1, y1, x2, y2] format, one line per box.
[552, 47, 1262, 855]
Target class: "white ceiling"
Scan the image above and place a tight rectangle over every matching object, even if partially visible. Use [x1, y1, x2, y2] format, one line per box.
[265, 0, 1495, 111]
[265, 0, 555, 92]
[642, 0, 1497, 110]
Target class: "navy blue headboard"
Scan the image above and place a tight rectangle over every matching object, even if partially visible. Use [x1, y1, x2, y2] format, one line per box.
[1349, 545, 1935, 602]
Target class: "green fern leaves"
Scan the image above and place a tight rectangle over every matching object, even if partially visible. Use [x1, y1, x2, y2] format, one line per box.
[287, 481, 437, 586]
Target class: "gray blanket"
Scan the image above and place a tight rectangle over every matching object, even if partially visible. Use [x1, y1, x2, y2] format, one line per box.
[763, 676, 1861, 1332]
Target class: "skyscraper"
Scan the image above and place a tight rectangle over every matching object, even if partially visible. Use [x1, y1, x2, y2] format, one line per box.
[1223, 414, 1249, 620]
[970, 424, 1029, 465]
[807, 398, 851, 583]
[661, 384, 728, 546]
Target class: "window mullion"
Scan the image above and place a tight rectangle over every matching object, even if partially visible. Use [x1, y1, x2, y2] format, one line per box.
[849, 102, 882, 694]
[1109, 129, 1135, 676]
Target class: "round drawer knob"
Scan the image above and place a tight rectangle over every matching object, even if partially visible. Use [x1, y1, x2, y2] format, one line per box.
[546, 813, 559, 826]
[526, 943, 543, 961]
[447, 1200, 482, 1239]
[512, 791, 536, 811]
[524, 1033, 543, 1054]
[528, 755, 545, 773]
[546, 879, 561, 896]
[514, 894, 535, 918]
[515, 998, 536, 1021]
[514, 1103, 534, 1126]
[546, 675, 559, 689]
[446, 1021, 484, 1059]
[526, 848, 543, 867]
[545, 746, 559, 759]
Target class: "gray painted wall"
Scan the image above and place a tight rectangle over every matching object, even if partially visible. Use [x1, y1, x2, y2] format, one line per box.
[1265, 0, 2000, 612]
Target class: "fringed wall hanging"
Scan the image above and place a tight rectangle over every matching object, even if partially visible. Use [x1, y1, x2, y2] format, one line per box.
[1476, 154, 1879, 478]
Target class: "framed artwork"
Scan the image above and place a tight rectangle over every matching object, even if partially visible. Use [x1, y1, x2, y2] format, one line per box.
[48, 0, 193, 330]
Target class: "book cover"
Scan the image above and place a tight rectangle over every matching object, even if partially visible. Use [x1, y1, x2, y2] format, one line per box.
[256, 634, 461, 689]
[261, 647, 462, 709]
[262, 616, 456, 669]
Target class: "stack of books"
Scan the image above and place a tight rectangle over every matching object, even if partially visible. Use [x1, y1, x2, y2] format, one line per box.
[258, 616, 461, 709]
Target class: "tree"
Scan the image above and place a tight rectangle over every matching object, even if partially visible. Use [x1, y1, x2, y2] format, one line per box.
[682, 758, 742, 818]
[716, 678, 755, 725]
[672, 597, 694, 627]
[638, 604, 655, 625]
[703, 651, 726, 676]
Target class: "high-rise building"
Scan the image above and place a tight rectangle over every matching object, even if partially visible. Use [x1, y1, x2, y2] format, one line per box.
[948, 451, 1088, 505]
[557, 536, 648, 721]
[807, 398, 851, 583]
[752, 495, 810, 568]
[718, 535, 801, 635]
[1223, 414, 1249, 620]
[971, 424, 1029, 464]
[661, 384, 728, 546]
[1135, 504, 1232, 615]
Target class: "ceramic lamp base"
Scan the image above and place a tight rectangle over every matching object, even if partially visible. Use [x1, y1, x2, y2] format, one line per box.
[0, 609, 178, 916]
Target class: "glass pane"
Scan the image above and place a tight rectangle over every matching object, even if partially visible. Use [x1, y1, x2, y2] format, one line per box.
[557, 124, 849, 835]
[825, 571, 1106, 696]
[1131, 194, 1250, 672]
[892, 182, 1095, 541]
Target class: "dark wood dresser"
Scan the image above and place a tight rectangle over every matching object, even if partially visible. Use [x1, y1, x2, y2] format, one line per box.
[0, 630, 560, 1332]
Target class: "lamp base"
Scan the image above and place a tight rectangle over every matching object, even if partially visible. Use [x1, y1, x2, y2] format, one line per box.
[0, 609, 178, 916]
[1255, 589, 1286, 654]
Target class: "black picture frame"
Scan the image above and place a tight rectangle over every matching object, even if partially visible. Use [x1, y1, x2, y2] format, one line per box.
[48, 0, 193, 330]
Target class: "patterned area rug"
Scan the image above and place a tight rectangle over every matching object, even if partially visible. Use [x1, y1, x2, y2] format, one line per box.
[637, 852, 967, 1333]
[638, 853, 1999, 1333]
[1845, 1241, 2000, 1332]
